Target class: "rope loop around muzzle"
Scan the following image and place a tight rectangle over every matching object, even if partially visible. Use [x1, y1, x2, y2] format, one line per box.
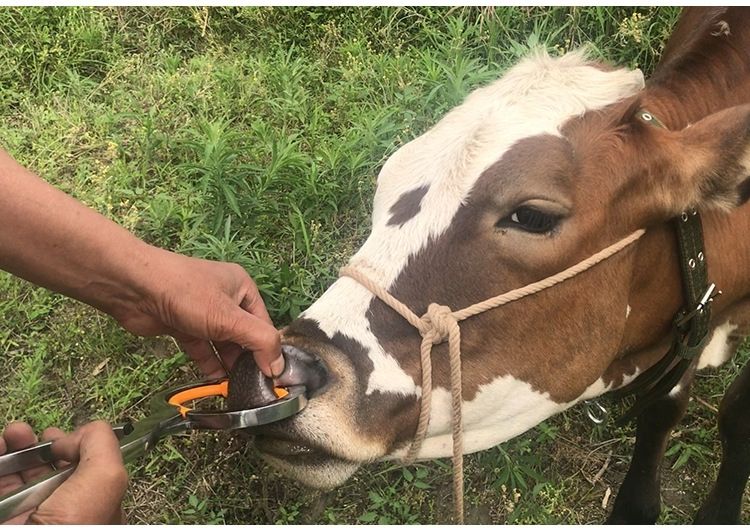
[338, 228, 646, 524]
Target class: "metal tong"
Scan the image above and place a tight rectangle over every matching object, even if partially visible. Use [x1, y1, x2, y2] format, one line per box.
[0, 379, 307, 522]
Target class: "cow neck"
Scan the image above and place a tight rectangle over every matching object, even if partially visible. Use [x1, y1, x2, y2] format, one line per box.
[612, 110, 720, 422]
[339, 229, 646, 523]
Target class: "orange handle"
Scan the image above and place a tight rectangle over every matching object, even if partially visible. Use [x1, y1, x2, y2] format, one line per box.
[167, 380, 290, 418]
[168, 380, 230, 418]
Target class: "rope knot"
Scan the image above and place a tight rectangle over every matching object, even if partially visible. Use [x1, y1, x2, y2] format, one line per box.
[420, 303, 457, 345]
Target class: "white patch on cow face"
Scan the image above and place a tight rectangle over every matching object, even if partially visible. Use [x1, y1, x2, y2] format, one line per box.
[299, 278, 420, 396]
[386, 368, 641, 460]
[385, 376, 565, 459]
[301, 50, 645, 399]
[626, 304, 632, 319]
[697, 321, 739, 369]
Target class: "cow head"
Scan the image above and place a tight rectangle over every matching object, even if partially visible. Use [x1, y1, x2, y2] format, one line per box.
[229, 50, 750, 488]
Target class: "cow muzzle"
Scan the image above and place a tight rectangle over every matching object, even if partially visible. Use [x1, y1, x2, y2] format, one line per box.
[227, 341, 367, 489]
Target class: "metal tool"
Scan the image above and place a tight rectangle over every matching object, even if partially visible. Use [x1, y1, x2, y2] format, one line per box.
[0, 378, 307, 522]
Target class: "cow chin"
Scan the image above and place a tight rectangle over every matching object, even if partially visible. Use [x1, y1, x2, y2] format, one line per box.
[248, 420, 366, 489]
[257, 448, 360, 489]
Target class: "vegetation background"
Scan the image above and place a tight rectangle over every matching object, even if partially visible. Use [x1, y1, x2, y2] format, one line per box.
[1, 6, 747, 523]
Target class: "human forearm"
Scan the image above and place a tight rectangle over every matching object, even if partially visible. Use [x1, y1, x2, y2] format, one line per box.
[0, 148, 154, 319]
[0, 148, 283, 377]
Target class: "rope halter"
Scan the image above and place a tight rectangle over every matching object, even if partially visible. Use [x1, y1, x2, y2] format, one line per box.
[339, 228, 646, 523]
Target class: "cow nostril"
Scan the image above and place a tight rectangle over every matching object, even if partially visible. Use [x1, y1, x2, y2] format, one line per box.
[274, 345, 329, 397]
[227, 345, 329, 411]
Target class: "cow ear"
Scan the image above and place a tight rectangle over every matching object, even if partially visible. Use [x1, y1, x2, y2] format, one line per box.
[666, 104, 750, 212]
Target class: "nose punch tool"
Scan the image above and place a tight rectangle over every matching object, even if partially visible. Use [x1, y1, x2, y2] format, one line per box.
[0, 378, 307, 522]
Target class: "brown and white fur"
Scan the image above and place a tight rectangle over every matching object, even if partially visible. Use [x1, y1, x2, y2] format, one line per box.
[235, 7, 750, 523]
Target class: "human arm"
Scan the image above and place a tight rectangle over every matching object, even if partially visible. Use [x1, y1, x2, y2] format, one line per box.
[0, 148, 283, 378]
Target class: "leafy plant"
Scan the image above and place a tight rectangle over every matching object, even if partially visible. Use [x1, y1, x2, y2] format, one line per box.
[179, 119, 252, 236]
[182, 494, 227, 524]
[665, 427, 715, 470]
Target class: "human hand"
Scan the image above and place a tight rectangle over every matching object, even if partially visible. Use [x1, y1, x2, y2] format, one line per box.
[0, 421, 128, 524]
[113, 247, 283, 379]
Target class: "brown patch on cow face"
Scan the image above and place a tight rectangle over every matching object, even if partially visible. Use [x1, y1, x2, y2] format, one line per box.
[366, 132, 640, 405]
[645, 8, 750, 130]
[360, 99, 750, 415]
[387, 185, 430, 227]
[366, 98, 746, 408]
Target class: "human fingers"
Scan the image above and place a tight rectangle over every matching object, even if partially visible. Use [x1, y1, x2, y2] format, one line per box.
[0, 424, 25, 498]
[40, 427, 65, 443]
[178, 322, 281, 378]
[2, 422, 54, 484]
[0, 422, 52, 523]
[212, 340, 243, 373]
[239, 278, 274, 326]
[31, 421, 127, 524]
[222, 307, 283, 378]
[47, 421, 122, 467]
[40, 427, 70, 469]
[222, 264, 282, 374]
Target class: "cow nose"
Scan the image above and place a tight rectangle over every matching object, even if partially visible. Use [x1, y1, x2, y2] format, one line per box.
[227, 345, 328, 410]
[274, 345, 328, 396]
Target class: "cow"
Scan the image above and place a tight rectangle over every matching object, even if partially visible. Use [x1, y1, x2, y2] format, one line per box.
[228, 7, 750, 523]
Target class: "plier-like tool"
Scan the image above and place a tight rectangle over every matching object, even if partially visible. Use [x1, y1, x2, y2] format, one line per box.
[0, 379, 306, 522]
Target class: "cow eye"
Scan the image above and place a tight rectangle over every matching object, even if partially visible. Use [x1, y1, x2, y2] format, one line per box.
[497, 206, 560, 234]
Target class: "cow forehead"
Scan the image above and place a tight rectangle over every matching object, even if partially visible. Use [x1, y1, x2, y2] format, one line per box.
[301, 51, 645, 396]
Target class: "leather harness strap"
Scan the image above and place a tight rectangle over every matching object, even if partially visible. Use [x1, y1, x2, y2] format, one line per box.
[614, 111, 719, 422]
[674, 210, 714, 358]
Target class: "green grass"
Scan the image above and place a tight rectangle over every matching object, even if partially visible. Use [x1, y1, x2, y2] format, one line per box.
[1, 6, 747, 524]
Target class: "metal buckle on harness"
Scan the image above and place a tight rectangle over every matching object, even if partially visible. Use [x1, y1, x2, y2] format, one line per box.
[673, 283, 721, 328]
[671, 283, 721, 360]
